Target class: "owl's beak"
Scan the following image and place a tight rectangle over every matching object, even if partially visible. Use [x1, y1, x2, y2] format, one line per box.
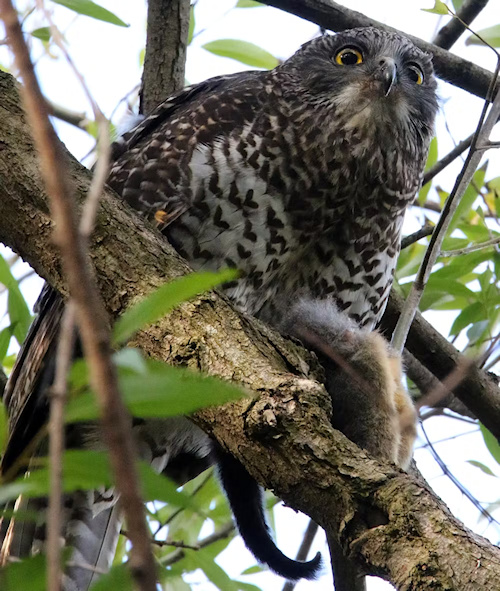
[375, 57, 397, 97]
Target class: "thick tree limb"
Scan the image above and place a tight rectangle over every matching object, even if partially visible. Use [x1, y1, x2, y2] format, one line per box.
[1, 68, 500, 590]
[140, 0, 190, 115]
[260, 0, 497, 100]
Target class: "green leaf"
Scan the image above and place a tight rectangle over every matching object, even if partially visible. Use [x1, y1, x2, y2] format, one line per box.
[466, 320, 490, 345]
[2, 554, 47, 591]
[203, 39, 279, 70]
[422, 0, 449, 15]
[30, 27, 51, 42]
[0, 326, 12, 362]
[240, 565, 264, 575]
[184, 548, 241, 591]
[457, 222, 492, 243]
[451, 0, 463, 9]
[235, 582, 263, 591]
[8, 287, 32, 345]
[188, 5, 195, 45]
[0, 254, 32, 346]
[51, 0, 128, 27]
[396, 243, 426, 280]
[236, 0, 262, 6]
[418, 137, 438, 205]
[479, 423, 500, 465]
[0, 450, 200, 509]
[113, 268, 238, 345]
[66, 357, 246, 422]
[467, 460, 496, 476]
[449, 301, 487, 336]
[447, 166, 487, 234]
[432, 249, 492, 281]
[91, 564, 133, 591]
[466, 25, 500, 47]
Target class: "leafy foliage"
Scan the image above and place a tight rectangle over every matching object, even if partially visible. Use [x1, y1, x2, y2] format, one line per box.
[51, 0, 128, 27]
[203, 39, 279, 69]
[0, 253, 32, 358]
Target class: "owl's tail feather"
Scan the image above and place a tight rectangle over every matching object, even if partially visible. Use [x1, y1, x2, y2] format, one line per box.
[1, 492, 122, 591]
[215, 447, 322, 581]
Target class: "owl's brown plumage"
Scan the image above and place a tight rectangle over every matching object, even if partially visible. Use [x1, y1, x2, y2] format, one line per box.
[109, 27, 437, 329]
[1, 28, 437, 588]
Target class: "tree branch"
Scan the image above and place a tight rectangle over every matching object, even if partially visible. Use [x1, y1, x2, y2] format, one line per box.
[432, 0, 490, 50]
[260, 0, 497, 100]
[140, 0, 191, 115]
[1, 68, 500, 589]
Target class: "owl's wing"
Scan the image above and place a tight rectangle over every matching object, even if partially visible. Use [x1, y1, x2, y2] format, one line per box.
[1, 284, 64, 475]
[108, 70, 269, 231]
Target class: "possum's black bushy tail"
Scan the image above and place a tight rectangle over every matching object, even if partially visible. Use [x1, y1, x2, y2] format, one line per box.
[214, 447, 322, 581]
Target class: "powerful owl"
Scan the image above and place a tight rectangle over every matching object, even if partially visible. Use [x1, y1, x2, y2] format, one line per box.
[1, 27, 438, 589]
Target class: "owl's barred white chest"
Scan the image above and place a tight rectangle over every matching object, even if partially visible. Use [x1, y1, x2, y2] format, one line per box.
[167, 118, 412, 330]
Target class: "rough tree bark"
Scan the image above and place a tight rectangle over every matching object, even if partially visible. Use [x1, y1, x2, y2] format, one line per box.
[0, 67, 499, 590]
[140, 0, 191, 115]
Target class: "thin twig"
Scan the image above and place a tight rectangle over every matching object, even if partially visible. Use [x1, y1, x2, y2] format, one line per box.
[160, 522, 235, 567]
[31, 11, 112, 591]
[441, 235, 500, 257]
[422, 134, 473, 186]
[420, 421, 499, 526]
[415, 357, 476, 412]
[47, 100, 89, 129]
[39, 2, 111, 231]
[392, 58, 500, 354]
[47, 303, 76, 591]
[121, 529, 201, 550]
[401, 223, 434, 249]
[0, 3, 157, 590]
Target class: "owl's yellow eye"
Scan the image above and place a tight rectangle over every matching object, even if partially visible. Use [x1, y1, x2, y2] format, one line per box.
[335, 47, 363, 66]
[408, 64, 424, 85]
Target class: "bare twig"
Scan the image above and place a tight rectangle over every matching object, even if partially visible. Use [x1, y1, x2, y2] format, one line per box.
[440, 235, 500, 257]
[392, 59, 500, 354]
[415, 357, 476, 412]
[160, 522, 235, 567]
[39, 3, 111, 232]
[401, 223, 434, 249]
[403, 350, 475, 419]
[422, 134, 473, 186]
[47, 303, 76, 591]
[420, 421, 498, 526]
[0, 2, 157, 590]
[432, 0, 490, 50]
[121, 530, 201, 550]
[47, 100, 89, 129]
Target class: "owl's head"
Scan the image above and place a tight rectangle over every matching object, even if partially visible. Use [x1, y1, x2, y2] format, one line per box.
[279, 27, 438, 140]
